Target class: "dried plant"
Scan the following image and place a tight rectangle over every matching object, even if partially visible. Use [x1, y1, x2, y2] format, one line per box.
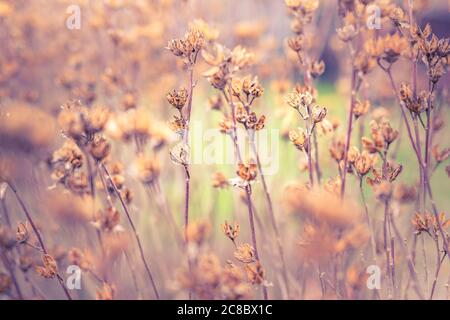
[0, 0, 449, 301]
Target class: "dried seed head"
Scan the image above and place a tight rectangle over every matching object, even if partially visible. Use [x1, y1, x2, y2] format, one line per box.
[236, 163, 257, 182]
[234, 243, 255, 263]
[89, 136, 111, 161]
[380, 119, 398, 145]
[289, 128, 307, 151]
[36, 254, 58, 279]
[353, 100, 370, 119]
[309, 60, 325, 78]
[312, 106, 327, 123]
[16, 221, 29, 243]
[222, 221, 240, 242]
[85, 106, 110, 134]
[354, 151, 376, 176]
[167, 88, 188, 109]
[245, 261, 265, 285]
[167, 28, 205, 65]
[337, 24, 358, 42]
[347, 146, 360, 164]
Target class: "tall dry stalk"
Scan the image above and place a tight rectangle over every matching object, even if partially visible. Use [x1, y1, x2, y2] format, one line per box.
[100, 163, 160, 299]
[7, 181, 73, 300]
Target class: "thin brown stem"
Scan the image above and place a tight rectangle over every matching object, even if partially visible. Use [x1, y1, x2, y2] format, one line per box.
[359, 177, 377, 264]
[429, 235, 446, 300]
[340, 69, 357, 198]
[250, 139, 290, 298]
[1, 251, 23, 299]
[245, 185, 268, 300]
[7, 181, 72, 300]
[101, 163, 160, 299]
[390, 213, 425, 299]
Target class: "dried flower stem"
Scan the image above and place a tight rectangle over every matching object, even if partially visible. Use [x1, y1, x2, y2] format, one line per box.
[383, 199, 394, 298]
[100, 163, 160, 299]
[250, 140, 290, 298]
[390, 214, 425, 299]
[1, 198, 11, 227]
[249, 139, 289, 296]
[222, 85, 269, 300]
[124, 251, 143, 299]
[359, 177, 377, 264]
[7, 181, 73, 300]
[81, 147, 106, 260]
[313, 130, 322, 184]
[245, 185, 268, 300]
[305, 111, 314, 186]
[340, 68, 358, 198]
[384, 68, 450, 263]
[150, 181, 183, 247]
[1, 251, 23, 299]
[429, 236, 446, 300]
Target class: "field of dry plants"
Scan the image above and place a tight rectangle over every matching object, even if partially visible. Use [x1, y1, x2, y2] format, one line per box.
[0, 0, 449, 301]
